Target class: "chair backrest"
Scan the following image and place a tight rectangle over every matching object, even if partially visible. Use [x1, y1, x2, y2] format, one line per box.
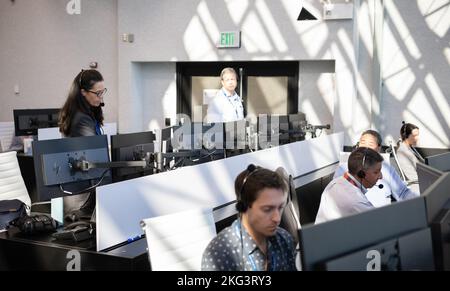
[0, 151, 31, 209]
[276, 167, 301, 245]
[141, 208, 216, 271]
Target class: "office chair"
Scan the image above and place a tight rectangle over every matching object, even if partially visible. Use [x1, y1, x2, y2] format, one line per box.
[276, 167, 301, 245]
[0, 151, 32, 211]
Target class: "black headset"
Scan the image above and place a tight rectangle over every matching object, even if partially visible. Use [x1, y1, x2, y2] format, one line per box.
[78, 69, 85, 89]
[236, 164, 260, 212]
[401, 121, 411, 141]
[357, 148, 369, 179]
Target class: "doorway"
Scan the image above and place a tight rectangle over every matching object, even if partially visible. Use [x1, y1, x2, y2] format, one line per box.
[176, 61, 299, 123]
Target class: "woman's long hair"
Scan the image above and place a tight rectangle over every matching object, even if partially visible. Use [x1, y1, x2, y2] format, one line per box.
[59, 69, 104, 136]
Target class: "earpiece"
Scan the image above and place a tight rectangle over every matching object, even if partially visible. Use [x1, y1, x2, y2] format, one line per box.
[236, 164, 259, 212]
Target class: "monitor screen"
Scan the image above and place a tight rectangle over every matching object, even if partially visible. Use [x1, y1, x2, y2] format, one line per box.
[426, 151, 450, 172]
[32, 135, 112, 201]
[160, 125, 180, 153]
[13, 108, 60, 136]
[417, 162, 444, 194]
[299, 197, 434, 270]
[288, 112, 306, 142]
[257, 115, 289, 148]
[202, 122, 224, 150]
[110, 131, 156, 182]
[224, 119, 247, 150]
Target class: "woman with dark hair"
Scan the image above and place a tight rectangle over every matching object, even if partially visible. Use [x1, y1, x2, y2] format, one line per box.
[59, 69, 107, 137]
[58, 69, 108, 223]
[396, 121, 424, 194]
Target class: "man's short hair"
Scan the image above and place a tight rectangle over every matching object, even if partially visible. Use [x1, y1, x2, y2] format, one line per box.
[234, 164, 287, 213]
[220, 67, 237, 80]
[348, 147, 383, 175]
[361, 129, 382, 146]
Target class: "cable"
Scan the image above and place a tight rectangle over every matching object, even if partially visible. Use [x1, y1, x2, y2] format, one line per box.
[189, 150, 218, 162]
[59, 169, 110, 195]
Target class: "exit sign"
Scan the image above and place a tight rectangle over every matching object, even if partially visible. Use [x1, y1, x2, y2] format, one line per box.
[217, 31, 241, 48]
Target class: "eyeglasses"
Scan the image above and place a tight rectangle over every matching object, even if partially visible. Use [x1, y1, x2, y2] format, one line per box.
[87, 88, 108, 98]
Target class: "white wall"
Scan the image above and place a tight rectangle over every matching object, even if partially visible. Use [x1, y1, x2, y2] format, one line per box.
[356, 0, 450, 148]
[0, 0, 118, 123]
[380, 0, 450, 148]
[299, 60, 336, 132]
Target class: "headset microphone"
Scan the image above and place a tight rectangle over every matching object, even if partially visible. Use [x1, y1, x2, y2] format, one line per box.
[378, 184, 384, 189]
[100, 98, 105, 107]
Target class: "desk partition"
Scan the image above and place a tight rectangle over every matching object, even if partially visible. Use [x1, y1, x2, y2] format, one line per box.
[96, 132, 344, 251]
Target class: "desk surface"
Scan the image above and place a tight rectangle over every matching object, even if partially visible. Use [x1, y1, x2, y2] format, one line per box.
[0, 227, 149, 271]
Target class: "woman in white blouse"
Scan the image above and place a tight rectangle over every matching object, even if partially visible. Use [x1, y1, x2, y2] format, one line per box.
[396, 122, 425, 194]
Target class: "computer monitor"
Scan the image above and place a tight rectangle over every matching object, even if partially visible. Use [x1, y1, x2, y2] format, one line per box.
[160, 125, 180, 153]
[13, 108, 60, 136]
[32, 135, 112, 202]
[110, 131, 156, 182]
[257, 115, 289, 148]
[170, 122, 225, 151]
[426, 151, 450, 172]
[299, 197, 434, 270]
[420, 172, 450, 270]
[417, 162, 444, 194]
[224, 119, 247, 152]
[174, 122, 225, 166]
[202, 122, 224, 150]
[288, 112, 306, 142]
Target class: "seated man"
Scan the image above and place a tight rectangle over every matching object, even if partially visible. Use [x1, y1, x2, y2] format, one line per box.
[334, 130, 418, 205]
[315, 147, 383, 224]
[201, 164, 296, 271]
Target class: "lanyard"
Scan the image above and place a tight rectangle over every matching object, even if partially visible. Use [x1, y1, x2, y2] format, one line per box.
[343, 172, 369, 195]
[343, 172, 358, 188]
[95, 121, 103, 135]
[234, 222, 274, 271]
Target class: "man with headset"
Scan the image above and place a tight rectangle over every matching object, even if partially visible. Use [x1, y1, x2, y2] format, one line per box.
[334, 130, 418, 204]
[201, 165, 297, 271]
[315, 147, 384, 224]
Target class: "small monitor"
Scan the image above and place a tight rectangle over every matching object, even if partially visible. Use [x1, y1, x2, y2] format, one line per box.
[425, 152, 450, 172]
[161, 125, 180, 153]
[417, 162, 444, 194]
[110, 131, 156, 182]
[174, 122, 225, 166]
[288, 112, 306, 142]
[13, 108, 60, 136]
[202, 122, 224, 150]
[257, 115, 289, 148]
[299, 197, 434, 270]
[224, 120, 247, 150]
[32, 135, 112, 202]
